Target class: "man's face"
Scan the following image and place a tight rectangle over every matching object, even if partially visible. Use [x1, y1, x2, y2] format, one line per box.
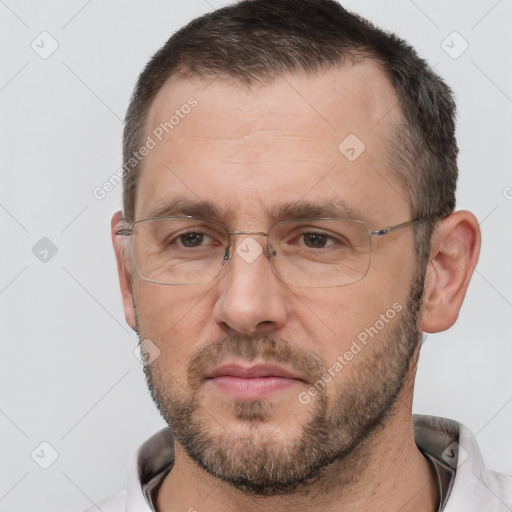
[127, 63, 424, 494]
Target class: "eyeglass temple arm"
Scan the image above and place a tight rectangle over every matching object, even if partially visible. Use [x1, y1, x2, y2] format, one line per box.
[369, 215, 436, 237]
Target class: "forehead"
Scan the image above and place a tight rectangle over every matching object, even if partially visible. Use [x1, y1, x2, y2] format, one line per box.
[136, 62, 407, 225]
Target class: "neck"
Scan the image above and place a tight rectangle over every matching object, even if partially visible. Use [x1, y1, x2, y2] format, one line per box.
[156, 390, 438, 512]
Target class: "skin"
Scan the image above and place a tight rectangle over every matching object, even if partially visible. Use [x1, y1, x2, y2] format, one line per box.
[112, 62, 480, 511]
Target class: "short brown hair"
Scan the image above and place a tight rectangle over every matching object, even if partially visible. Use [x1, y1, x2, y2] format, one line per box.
[122, 0, 458, 264]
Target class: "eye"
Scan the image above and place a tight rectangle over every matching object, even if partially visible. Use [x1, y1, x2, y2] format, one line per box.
[302, 232, 333, 248]
[143, 218, 229, 253]
[167, 230, 219, 249]
[298, 230, 348, 249]
[177, 232, 208, 247]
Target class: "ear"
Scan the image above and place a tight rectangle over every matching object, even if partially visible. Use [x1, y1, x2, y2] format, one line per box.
[420, 210, 481, 333]
[111, 211, 138, 331]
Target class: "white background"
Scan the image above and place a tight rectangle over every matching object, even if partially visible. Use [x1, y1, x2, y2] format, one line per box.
[1, 1, 511, 511]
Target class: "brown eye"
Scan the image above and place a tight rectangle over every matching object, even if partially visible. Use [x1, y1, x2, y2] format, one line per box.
[178, 232, 205, 247]
[303, 233, 329, 248]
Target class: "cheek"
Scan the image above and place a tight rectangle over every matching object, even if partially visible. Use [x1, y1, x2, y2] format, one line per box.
[134, 283, 215, 367]
[291, 275, 411, 363]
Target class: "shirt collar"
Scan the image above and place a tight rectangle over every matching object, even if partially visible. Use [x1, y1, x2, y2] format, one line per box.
[126, 428, 174, 511]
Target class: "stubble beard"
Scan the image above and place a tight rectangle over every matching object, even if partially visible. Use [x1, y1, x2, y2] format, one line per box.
[139, 272, 425, 496]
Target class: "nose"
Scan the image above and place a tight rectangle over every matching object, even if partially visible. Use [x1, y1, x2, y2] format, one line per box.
[212, 235, 288, 335]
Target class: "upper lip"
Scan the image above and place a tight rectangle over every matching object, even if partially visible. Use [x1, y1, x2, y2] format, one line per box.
[206, 363, 304, 381]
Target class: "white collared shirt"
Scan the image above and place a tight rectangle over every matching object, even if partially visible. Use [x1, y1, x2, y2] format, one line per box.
[85, 415, 512, 511]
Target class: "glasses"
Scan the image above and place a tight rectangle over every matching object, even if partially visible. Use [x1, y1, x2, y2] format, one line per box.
[117, 215, 435, 288]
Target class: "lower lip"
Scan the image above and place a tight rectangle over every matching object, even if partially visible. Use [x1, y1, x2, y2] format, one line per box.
[208, 376, 301, 399]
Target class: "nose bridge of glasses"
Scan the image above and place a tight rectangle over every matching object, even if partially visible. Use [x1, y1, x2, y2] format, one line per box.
[228, 230, 269, 237]
[227, 230, 269, 252]
[223, 230, 274, 264]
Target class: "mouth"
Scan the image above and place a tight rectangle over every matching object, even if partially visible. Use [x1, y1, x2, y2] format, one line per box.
[205, 363, 306, 399]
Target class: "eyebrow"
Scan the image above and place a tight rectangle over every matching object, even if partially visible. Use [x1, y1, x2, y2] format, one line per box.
[142, 197, 370, 225]
[144, 198, 226, 220]
[268, 200, 370, 224]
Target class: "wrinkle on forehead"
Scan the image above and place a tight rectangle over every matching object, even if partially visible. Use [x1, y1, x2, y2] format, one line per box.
[145, 61, 400, 147]
[136, 62, 407, 225]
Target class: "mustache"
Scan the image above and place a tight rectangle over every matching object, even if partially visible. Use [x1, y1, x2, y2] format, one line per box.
[186, 333, 326, 390]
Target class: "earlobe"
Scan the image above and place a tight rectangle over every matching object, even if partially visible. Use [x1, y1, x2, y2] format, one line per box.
[111, 211, 138, 331]
[420, 211, 481, 333]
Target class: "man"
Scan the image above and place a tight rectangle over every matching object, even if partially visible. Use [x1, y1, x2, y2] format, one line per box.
[93, 0, 510, 510]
